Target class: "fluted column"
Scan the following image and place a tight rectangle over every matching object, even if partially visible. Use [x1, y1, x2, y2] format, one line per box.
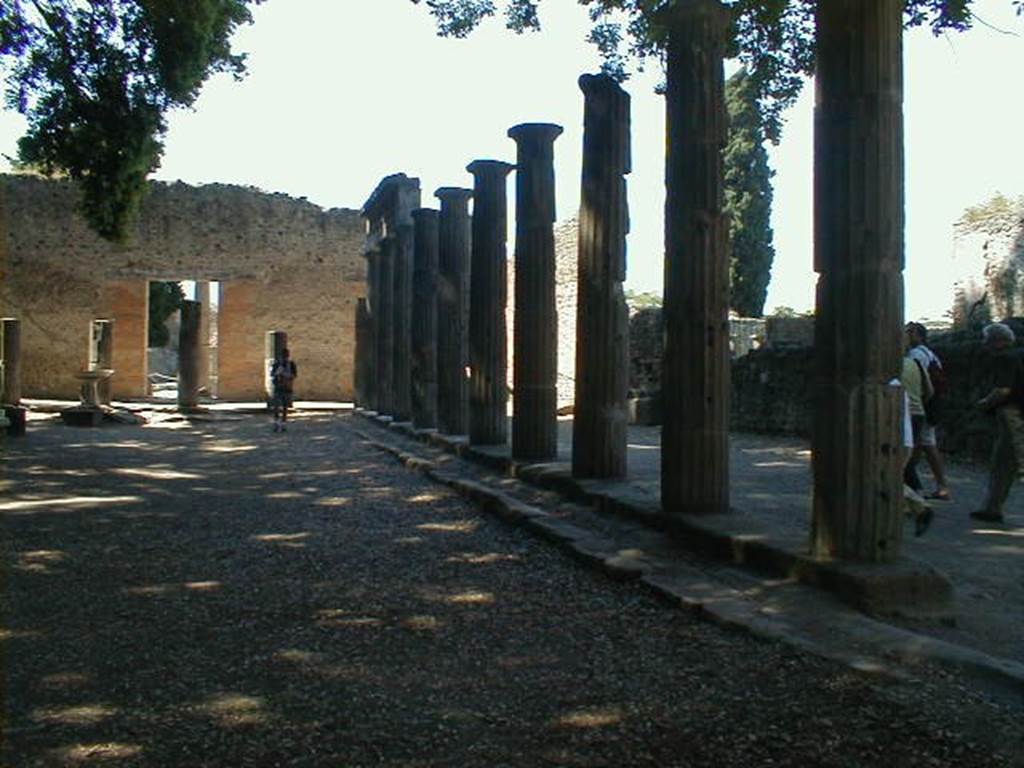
[178, 300, 201, 410]
[661, 0, 731, 517]
[436, 187, 473, 435]
[1, 318, 21, 405]
[355, 298, 372, 408]
[376, 239, 395, 415]
[573, 75, 631, 479]
[392, 223, 415, 422]
[811, 0, 905, 562]
[467, 159, 515, 445]
[196, 281, 211, 392]
[362, 249, 380, 410]
[411, 208, 440, 430]
[508, 123, 562, 461]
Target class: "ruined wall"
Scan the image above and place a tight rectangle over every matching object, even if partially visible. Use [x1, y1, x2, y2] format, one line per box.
[0, 174, 365, 400]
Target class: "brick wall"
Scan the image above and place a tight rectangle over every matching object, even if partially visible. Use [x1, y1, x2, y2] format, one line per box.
[0, 174, 365, 400]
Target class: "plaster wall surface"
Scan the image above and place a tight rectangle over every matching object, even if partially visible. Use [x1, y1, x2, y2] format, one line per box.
[0, 174, 364, 400]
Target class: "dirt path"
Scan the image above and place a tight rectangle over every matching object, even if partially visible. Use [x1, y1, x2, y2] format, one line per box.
[2, 411, 1020, 766]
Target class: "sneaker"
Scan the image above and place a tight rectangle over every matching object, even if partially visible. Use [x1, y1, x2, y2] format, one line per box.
[280, 424, 287, 432]
[969, 510, 1004, 523]
[925, 488, 951, 501]
[272, 422, 280, 432]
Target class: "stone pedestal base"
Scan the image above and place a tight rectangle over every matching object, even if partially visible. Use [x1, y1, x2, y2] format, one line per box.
[61, 406, 105, 427]
[4, 405, 27, 436]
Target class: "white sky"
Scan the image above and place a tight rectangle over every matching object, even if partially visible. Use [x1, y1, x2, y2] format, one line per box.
[1, 0, 1021, 320]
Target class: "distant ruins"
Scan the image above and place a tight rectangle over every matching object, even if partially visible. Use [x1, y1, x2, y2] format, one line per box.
[0, 174, 365, 400]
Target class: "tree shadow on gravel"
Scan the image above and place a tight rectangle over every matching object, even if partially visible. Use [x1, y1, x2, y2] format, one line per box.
[2, 414, 1021, 766]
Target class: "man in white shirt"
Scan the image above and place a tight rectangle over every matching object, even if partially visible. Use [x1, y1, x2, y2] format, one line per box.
[906, 322, 950, 501]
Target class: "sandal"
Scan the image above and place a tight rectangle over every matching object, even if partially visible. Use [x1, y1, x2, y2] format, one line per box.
[925, 489, 951, 501]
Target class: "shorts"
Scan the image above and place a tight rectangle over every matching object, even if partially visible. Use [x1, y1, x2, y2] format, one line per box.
[918, 422, 937, 448]
[273, 389, 293, 408]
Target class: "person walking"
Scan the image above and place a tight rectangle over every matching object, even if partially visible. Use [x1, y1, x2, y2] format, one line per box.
[971, 323, 1024, 524]
[905, 322, 951, 500]
[898, 358, 934, 535]
[270, 347, 297, 432]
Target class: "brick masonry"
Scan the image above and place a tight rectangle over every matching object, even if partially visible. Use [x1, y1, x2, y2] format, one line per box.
[0, 174, 365, 400]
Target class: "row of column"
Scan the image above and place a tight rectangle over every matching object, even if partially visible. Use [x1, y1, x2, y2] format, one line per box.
[357, 76, 632, 476]
[358, 0, 907, 564]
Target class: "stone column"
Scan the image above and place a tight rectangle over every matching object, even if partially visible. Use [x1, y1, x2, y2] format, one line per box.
[178, 300, 202, 410]
[508, 123, 563, 461]
[411, 208, 440, 430]
[93, 319, 114, 405]
[265, 329, 288, 399]
[811, 0, 905, 562]
[1, 318, 22, 405]
[196, 281, 212, 393]
[573, 75, 631, 479]
[376, 239, 395, 415]
[467, 160, 515, 445]
[355, 298, 372, 408]
[392, 223, 414, 423]
[661, 0, 731, 517]
[436, 187, 473, 436]
[362, 249, 380, 410]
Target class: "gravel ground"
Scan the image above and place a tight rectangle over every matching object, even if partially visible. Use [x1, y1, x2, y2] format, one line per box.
[1, 411, 1021, 767]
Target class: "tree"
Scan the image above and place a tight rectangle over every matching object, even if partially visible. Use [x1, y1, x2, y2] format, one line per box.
[148, 280, 184, 348]
[0, 1, 262, 241]
[724, 68, 774, 317]
[411, 0, 994, 143]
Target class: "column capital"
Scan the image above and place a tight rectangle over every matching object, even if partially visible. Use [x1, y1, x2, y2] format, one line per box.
[466, 159, 515, 178]
[507, 122, 563, 145]
[435, 186, 473, 204]
[411, 207, 440, 222]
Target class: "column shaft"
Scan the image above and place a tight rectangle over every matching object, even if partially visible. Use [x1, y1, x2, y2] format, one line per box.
[509, 123, 563, 461]
[467, 160, 515, 445]
[392, 224, 414, 422]
[811, 0, 905, 562]
[94, 319, 114, 405]
[436, 188, 473, 435]
[411, 208, 440, 430]
[178, 300, 202, 410]
[661, 0, 731, 516]
[376, 239, 395, 415]
[355, 298, 372, 408]
[1, 318, 21, 405]
[573, 76, 631, 479]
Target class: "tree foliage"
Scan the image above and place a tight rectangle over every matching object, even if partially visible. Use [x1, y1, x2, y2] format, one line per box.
[0, 0, 261, 241]
[148, 280, 184, 348]
[724, 68, 774, 317]
[411, 0, 997, 143]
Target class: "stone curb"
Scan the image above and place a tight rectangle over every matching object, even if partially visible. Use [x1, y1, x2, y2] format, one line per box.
[352, 412, 1024, 698]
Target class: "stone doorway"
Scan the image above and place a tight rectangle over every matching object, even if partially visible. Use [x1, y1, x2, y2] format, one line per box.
[147, 280, 220, 402]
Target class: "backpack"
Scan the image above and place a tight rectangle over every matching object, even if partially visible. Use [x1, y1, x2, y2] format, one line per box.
[272, 360, 296, 392]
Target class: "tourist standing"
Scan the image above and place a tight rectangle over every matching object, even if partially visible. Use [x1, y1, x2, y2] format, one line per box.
[905, 322, 951, 500]
[270, 347, 297, 432]
[972, 323, 1024, 524]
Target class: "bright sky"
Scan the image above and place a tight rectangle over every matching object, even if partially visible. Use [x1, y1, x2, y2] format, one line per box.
[1, 0, 1021, 320]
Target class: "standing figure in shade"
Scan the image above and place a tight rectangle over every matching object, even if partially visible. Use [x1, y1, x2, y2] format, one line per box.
[906, 322, 951, 500]
[270, 347, 297, 432]
[972, 323, 1024, 524]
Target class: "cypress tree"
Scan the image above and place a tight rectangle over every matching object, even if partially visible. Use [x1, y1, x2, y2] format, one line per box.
[724, 68, 776, 318]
